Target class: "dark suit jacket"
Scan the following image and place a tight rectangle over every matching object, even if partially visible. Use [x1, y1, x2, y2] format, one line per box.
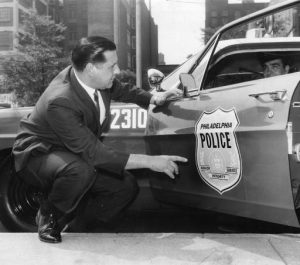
[13, 66, 152, 174]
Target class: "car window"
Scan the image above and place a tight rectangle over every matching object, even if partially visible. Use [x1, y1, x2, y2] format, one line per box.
[191, 38, 217, 89]
[202, 3, 300, 90]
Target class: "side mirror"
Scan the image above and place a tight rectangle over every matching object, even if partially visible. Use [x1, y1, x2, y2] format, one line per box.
[147, 68, 165, 92]
[179, 73, 198, 98]
[179, 73, 196, 95]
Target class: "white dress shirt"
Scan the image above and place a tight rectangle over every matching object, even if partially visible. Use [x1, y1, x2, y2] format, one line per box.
[74, 70, 106, 124]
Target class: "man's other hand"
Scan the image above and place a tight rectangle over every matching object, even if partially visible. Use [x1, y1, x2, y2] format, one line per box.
[125, 154, 188, 179]
[148, 155, 188, 179]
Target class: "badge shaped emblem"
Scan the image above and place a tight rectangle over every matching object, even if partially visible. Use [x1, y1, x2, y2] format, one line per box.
[195, 108, 242, 194]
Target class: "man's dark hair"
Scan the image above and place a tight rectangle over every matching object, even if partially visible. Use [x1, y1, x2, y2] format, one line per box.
[258, 52, 290, 67]
[71, 36, 116, 71]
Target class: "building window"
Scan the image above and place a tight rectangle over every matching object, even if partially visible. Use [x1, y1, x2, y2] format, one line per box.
[229, 0, 242, 3]
[234, 10, 242, 19]
[69, 31, 77, 41]
[127, 12, 130, 26]
[127, 52, 131, 68]
[80, 25, 87, 37]
[211, 11, 218, 17]
[245, 9, 252, 15]
[211, 18, 218, 27]
[0, 7, 11, 22]
[222, 10, 229, 17]
[18, 0, 32, 8]
[127, 30, 131, 46]
[222, 17, 229, 24]
[0, 31, 13, 51]
[132, 55, 136, 69]
[131, 36, 136, 49]
[131, 16, 136, 29]
[68, 6, 76, 19]
[18, 9, 25, 27]
[36, 0, 47, 15]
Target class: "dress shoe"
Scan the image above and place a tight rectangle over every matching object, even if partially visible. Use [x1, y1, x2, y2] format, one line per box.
[36, 209, 62, 243]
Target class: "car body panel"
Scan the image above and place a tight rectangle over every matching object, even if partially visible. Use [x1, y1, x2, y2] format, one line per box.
[102, 103, 147, 155]
[147, 73, 300, 227]
[143, 0, 300, 227]
[0, 103, 147, 155]
[0, 107, 32, 150]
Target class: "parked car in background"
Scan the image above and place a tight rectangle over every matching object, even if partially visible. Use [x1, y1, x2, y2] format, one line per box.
[1, 0, 300, 231]
[0, 103, 11, 108]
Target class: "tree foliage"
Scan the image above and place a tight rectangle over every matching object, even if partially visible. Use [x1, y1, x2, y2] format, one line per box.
[2, 10, 69, 106]
[115, 69, 136, 85]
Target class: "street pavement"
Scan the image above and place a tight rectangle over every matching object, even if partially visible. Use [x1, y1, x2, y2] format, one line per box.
[1, 211, 300, 264]
[0, 232, 300, 265]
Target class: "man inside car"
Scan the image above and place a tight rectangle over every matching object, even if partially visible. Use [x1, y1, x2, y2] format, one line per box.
[260, 53, 290, 78]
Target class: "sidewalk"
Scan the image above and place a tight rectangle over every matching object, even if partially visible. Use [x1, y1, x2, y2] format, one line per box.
[0, 233, 300, 265]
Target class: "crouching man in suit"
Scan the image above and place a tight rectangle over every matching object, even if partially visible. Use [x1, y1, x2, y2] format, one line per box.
[13, 36, 187, 243]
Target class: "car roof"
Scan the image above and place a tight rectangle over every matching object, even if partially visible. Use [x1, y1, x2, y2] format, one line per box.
[216, 37, 300, 53]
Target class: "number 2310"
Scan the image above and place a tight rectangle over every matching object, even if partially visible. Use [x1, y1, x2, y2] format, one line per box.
[110, 108, 147, 129]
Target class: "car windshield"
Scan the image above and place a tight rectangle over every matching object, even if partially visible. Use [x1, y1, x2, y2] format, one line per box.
[221, 4, 300, 41]
[202, 3, 300, 90]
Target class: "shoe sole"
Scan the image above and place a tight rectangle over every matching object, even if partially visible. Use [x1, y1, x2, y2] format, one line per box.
[39, 236, 62, 243]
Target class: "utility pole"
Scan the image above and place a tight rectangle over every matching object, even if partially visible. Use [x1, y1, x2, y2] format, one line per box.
[136, 0, 142, 88]
[149, 0, 152, 65]
[114, 0, 119, 51]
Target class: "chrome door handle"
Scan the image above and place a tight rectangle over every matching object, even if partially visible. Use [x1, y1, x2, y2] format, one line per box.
[249, 90, 287, 101]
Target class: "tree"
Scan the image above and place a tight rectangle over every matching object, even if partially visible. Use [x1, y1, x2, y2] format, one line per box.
[115, 69, 136, 85]
[2, 10, 68, 106]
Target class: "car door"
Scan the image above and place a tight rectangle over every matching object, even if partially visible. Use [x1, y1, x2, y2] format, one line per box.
[147, 73, 300, 228]
[146, 1, 300, 227]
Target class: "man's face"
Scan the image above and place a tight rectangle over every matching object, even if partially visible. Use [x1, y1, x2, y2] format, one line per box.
[263, 58, 289, 78]
[90, 50, 120, 89]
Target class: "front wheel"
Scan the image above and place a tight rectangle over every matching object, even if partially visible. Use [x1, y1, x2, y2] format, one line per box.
[0, 154, 39, 232]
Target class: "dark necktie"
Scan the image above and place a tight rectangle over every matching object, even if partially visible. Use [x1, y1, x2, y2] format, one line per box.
[93, 89, 100, 114]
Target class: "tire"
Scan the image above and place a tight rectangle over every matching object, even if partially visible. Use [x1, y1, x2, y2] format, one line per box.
[0, 154, 39, 232]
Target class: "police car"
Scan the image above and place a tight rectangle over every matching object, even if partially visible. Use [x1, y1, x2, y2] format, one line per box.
[1, 0, 300, 231]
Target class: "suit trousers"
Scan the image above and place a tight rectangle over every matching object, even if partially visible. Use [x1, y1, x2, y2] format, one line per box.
[19, 150, 139, 225]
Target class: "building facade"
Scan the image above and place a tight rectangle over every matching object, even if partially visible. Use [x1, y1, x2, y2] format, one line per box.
[0, 0, 61, 105]
[63, 0, 88, 51]
[0, 0, 61, 52]
[63, 0, 158, 75]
